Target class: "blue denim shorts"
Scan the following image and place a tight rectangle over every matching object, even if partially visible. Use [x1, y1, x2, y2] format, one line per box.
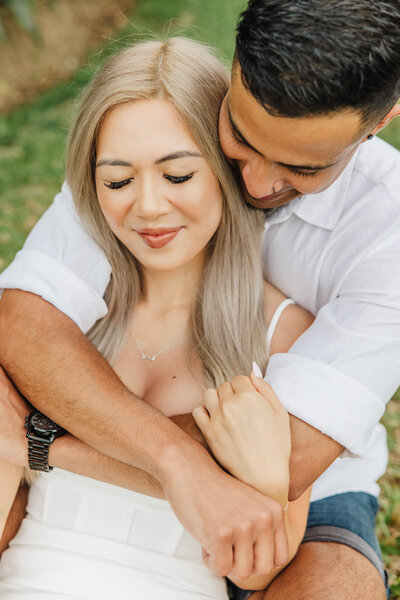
[228, 492, 390, 599]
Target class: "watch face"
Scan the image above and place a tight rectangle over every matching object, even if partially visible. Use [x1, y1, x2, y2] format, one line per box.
[30, 412, 61, 434]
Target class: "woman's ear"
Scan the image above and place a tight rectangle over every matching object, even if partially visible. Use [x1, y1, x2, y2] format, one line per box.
[362, 103, 400, 142]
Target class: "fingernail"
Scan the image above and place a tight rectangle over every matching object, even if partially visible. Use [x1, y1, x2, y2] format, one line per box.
[252, 361, 263, 378]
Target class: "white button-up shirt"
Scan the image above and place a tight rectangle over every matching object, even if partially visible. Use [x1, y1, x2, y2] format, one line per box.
[1, 137, 398, 501]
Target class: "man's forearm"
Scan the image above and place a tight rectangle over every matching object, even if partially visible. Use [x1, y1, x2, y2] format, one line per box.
[0, 291, 340, 504]
[50, 435, 164, 497]
[288, 414, 344, 500]
[0, 290, 205, 482]
[48, 414, 207, 498]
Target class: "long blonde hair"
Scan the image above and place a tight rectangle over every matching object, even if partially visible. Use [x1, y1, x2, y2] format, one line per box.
[66, 37, 268, 387]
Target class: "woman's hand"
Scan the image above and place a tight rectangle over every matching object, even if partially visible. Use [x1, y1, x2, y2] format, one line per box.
[193, 372, 291, 507]
[0, 366, 31, 467]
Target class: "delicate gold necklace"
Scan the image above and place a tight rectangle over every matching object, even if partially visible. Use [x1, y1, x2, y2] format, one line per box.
[130, 324, 187, 361]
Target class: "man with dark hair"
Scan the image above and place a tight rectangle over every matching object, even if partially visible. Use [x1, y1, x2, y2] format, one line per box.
[0, 1, 399, 598]
[217, 3, 400, 597]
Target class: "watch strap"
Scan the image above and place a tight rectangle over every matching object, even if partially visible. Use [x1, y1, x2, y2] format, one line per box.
[27, 433, 54, 472]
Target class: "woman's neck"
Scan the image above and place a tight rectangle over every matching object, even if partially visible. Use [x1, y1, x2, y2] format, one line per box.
[141, 254, 204, 316]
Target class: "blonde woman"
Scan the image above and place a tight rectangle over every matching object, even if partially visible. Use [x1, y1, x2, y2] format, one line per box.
[0, 38, 312, 599]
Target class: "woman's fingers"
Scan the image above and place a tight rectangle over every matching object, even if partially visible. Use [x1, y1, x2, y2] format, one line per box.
[203, 388, 220, 418]
[192, 406, 210, 431]
[249, 371, 283, 412]
[252, 361, 263, 378]
[230, 374, 254, 394]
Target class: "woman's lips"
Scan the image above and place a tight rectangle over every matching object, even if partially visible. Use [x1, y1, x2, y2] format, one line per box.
[135, 227, 183, 249]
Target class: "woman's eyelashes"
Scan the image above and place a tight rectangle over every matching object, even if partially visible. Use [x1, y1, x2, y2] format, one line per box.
[164, 173, 194, 184]
[104, 173, 194, 190]
[105, 178, 132, 190]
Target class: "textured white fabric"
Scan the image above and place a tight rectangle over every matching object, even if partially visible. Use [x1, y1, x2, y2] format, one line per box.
[0, 184, 111, 332]
[0, 138, 399, 501]
[0, 469, 228, 599]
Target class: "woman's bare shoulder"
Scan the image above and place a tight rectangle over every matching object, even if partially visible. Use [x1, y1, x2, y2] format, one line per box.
[263, 280, 314, 354]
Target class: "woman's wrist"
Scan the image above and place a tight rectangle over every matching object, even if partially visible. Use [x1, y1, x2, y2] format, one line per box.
[249, 472, 289, 508]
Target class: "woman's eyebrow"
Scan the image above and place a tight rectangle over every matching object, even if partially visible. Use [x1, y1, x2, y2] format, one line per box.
[154, 150, 202, 164]
[96, 151, 201, 168]
[96, 159, 132, 168]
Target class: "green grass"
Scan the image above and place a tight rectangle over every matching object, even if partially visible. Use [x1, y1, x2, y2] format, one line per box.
[0, 0, 400, 595]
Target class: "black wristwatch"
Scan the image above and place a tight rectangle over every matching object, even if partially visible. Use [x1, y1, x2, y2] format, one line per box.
[25, 410, 66, 472]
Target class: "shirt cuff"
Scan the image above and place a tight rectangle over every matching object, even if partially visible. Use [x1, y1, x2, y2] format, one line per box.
[0, 249, 108, 333]
[265, 353, 385, 457]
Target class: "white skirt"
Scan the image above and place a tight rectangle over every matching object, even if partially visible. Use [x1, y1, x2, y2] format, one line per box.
[0, 469, 228, 599]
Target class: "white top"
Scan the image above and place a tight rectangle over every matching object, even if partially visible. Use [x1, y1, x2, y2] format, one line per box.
[1, 137, 398, 501]
[0, 468, 227, 599]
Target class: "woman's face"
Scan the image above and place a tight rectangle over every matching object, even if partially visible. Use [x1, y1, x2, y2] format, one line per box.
[95, 99, 223, 274]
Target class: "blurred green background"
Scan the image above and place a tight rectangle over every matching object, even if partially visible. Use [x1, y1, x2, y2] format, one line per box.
[0, 0, 399, 594]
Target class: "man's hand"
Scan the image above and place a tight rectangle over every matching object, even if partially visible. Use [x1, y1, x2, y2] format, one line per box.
[0, 367, 30, 467]
[161, 446, 289, 579]
[193, 373, 290, 506]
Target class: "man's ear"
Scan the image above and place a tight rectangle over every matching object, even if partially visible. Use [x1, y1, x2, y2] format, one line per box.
[362, 103, 400, 142]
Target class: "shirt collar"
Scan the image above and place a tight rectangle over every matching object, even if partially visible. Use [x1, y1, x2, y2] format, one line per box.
[264, 149, 359, 230]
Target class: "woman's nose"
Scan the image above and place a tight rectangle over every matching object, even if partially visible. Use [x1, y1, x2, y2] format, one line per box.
[133, 178, 171, 219]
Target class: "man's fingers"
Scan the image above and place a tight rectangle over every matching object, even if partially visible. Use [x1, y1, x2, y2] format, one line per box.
[230, 524, 255, 579]
[252, 525, 275, 575]
[204, 533, 234, 577]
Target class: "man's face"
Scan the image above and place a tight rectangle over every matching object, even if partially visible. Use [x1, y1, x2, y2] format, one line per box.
[219, 65, 367, 210]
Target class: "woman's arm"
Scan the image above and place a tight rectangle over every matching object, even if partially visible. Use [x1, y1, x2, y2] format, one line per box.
[194, 282, 315, 589]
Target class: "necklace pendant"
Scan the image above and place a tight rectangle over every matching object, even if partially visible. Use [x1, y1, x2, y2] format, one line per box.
[141, 352, 156, 361]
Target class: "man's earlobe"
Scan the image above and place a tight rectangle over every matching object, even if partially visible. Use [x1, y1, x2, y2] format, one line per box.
[363, 103, 400, 142]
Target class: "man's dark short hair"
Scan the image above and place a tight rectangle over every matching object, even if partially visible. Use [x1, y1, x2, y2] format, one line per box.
[235, 0, 400, 127]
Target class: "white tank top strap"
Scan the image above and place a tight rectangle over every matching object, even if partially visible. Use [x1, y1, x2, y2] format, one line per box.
[266, 298, 295, 355]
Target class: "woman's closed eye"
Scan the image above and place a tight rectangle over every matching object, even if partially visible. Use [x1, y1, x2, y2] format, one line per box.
[104, 178, 132, 190]
[164, 173, 194, 184]
[104, 173, 194, 190]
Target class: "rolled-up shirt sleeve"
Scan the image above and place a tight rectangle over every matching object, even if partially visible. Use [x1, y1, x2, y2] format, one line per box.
[266, 224, 400, 457]
[0, 183, 111, 333]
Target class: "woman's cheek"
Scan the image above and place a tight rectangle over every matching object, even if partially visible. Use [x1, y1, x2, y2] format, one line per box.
[98, 194, 131, 229]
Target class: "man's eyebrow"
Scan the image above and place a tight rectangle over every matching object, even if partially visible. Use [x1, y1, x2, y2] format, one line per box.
[96, 151, 201, 168]
[227, 104, 262, 156]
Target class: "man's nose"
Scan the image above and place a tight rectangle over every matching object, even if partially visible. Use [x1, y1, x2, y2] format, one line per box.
[241, 159, 277, 199]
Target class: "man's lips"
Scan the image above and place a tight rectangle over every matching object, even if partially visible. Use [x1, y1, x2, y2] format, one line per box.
[135, 227, 183, 249]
